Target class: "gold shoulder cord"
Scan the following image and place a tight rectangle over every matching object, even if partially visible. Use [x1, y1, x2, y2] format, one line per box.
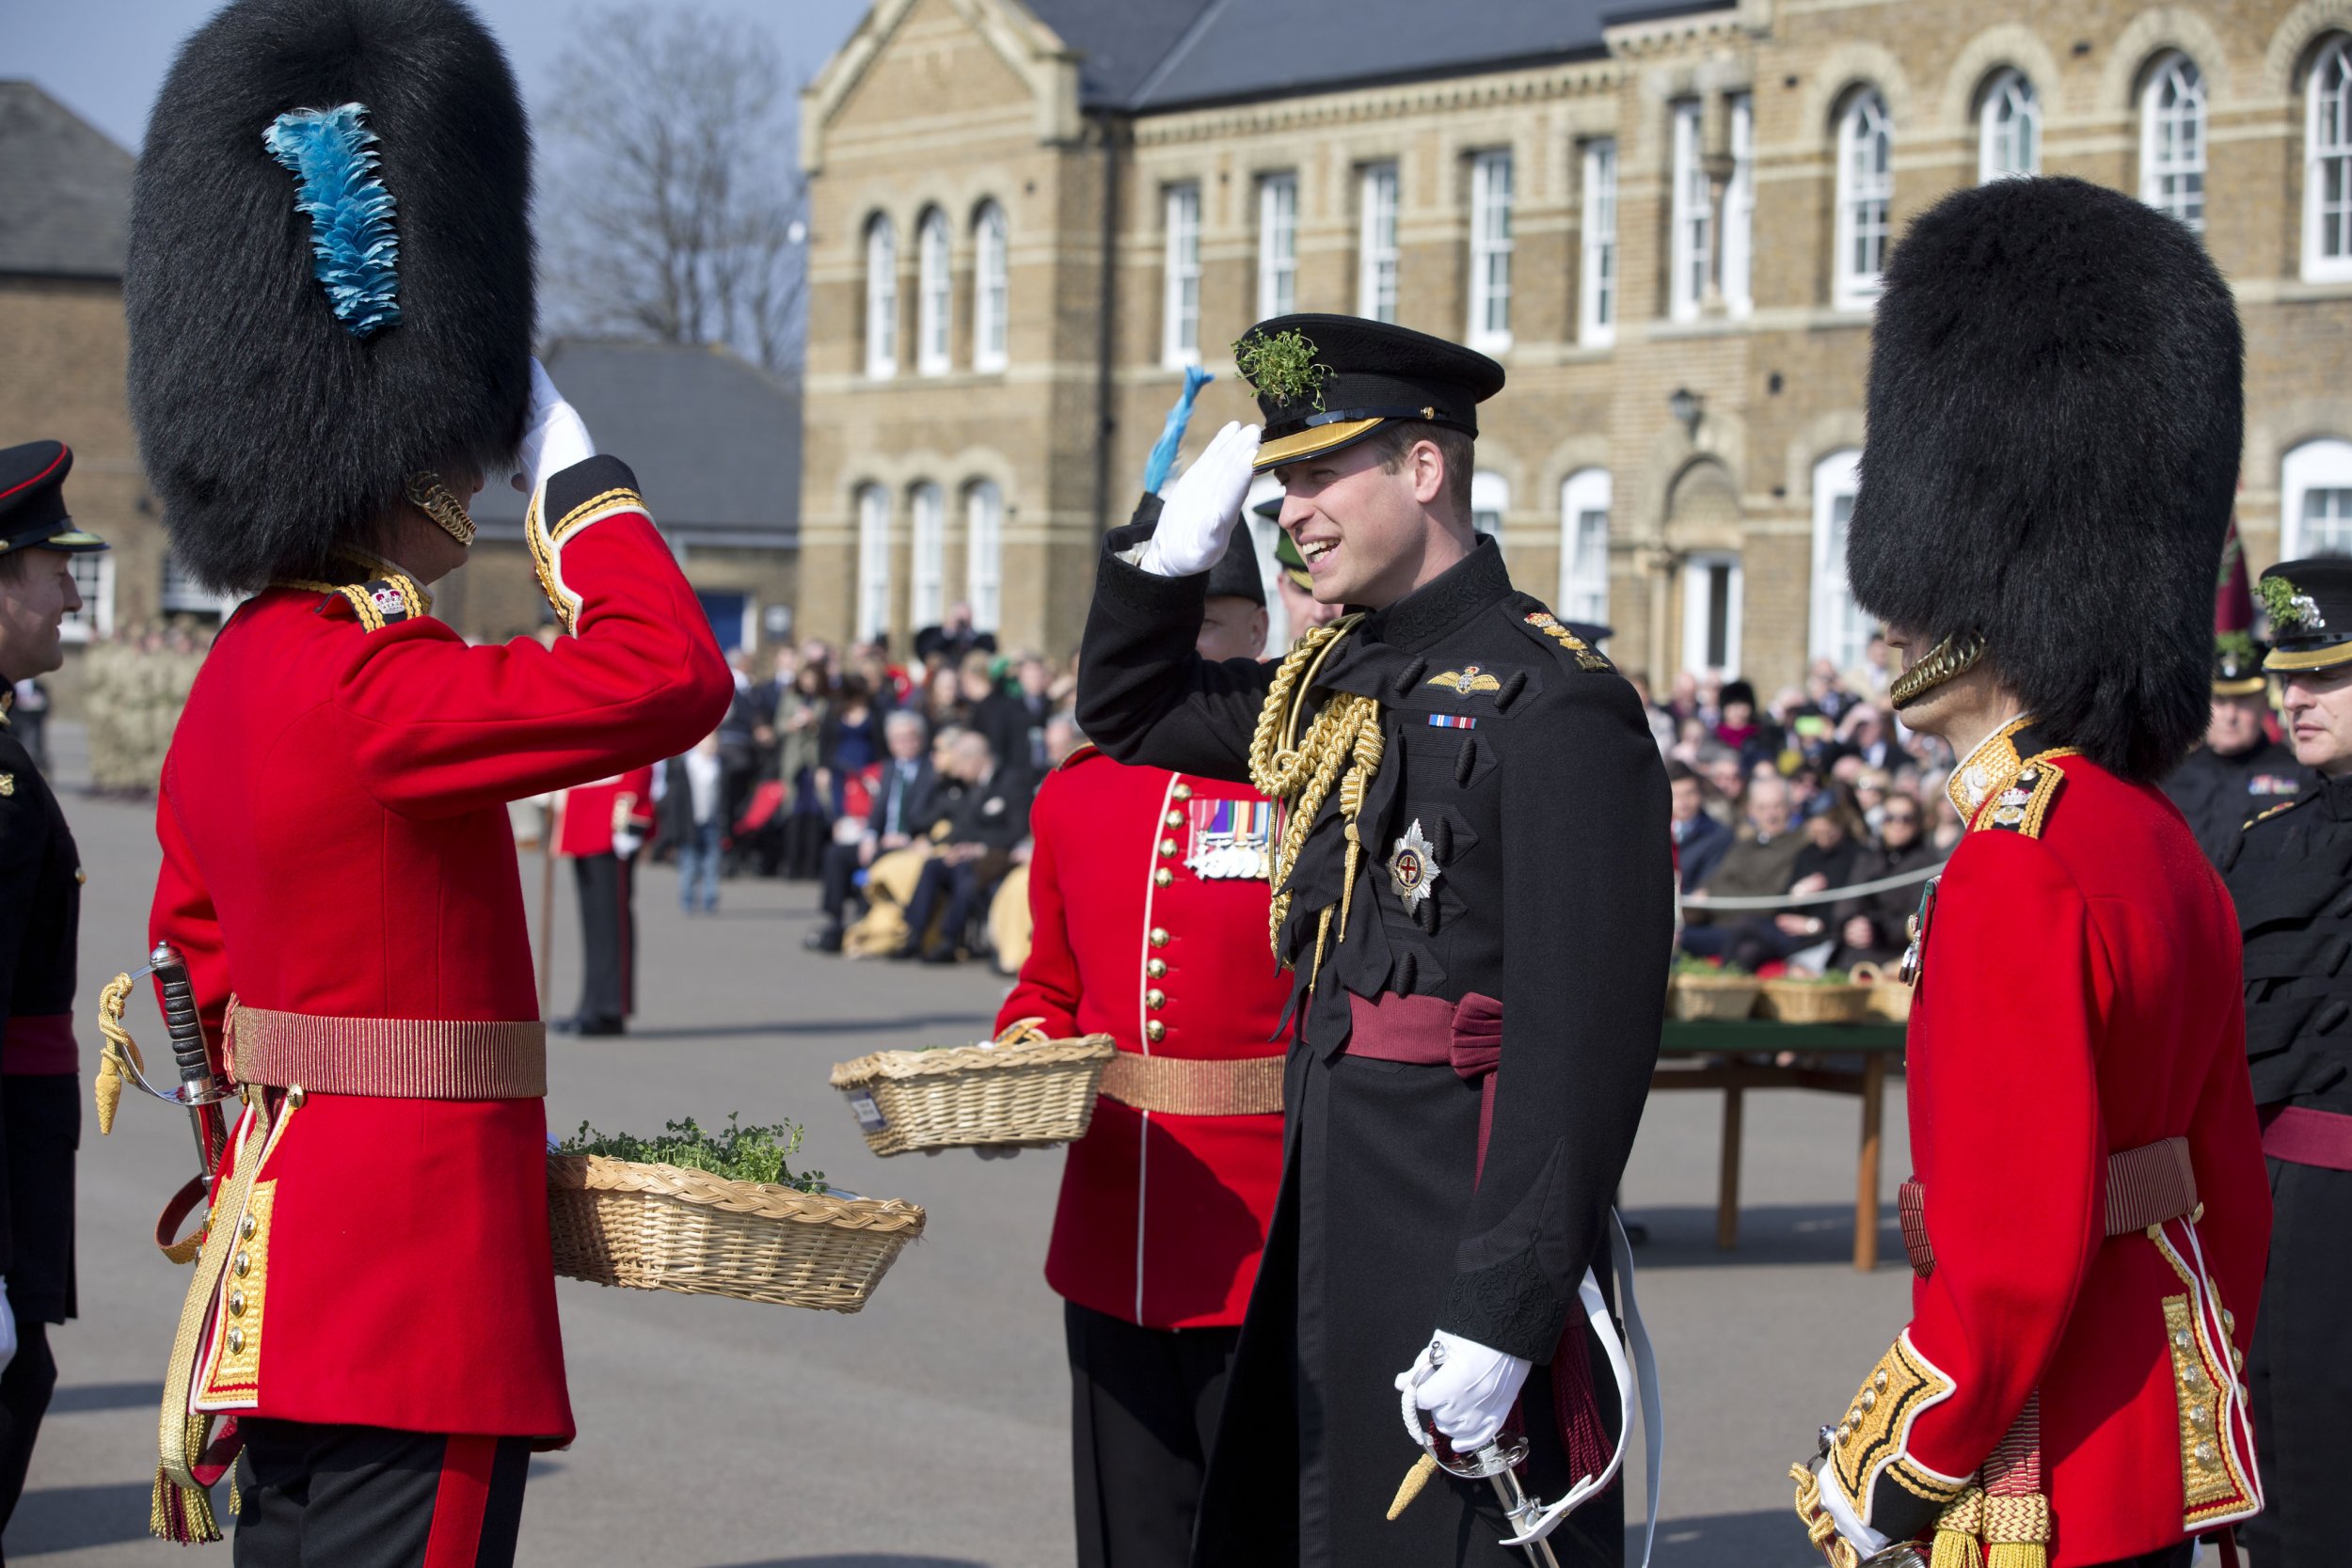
[1246, 612, 1383, 983]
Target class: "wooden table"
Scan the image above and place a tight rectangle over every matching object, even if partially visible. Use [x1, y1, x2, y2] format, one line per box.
[1651, 1020, 1909, 1271]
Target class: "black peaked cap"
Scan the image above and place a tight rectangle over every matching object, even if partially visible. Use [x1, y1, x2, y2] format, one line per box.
[2262, 559, 2352, 673]
[1241, 313, 1504, 471]
[1844, 177, 2242, 783]
[0, 441, 106, 555]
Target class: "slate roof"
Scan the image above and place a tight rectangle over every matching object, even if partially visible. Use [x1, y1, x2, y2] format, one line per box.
[472, 340, 801, 543]
[0, 82, 135, 279]
[1020, 0, 1710, 111]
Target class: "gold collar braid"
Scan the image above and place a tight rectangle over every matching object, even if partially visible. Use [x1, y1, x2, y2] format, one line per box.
[1247, 613, 1384, 985]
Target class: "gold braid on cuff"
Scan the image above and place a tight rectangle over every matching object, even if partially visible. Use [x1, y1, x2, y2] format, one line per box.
[1889, 633, 1986, 709]
[405, 473, 477, 546]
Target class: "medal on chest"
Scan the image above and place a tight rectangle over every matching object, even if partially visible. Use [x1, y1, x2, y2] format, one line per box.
[1389, 818, 1441, 912]
[1185, 796, 1274, 880]
[1898, 875, 1941, 988]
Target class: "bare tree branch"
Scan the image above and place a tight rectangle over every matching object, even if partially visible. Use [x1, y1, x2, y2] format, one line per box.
[538, 5, 808, 373]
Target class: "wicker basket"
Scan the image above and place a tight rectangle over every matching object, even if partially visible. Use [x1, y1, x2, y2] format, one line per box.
[829, 1028, 1117, 1156]
[547, 1154, 924, 1312]
[1849, 961, 1914, 1023]
[1757, 978, 1874, 1025]
[1670, 972, 1764, 1022]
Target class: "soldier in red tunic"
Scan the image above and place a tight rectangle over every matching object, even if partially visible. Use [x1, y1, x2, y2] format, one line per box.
[122, 2, 732, 1560]
[554, 768, 655, 1037]
[998, 532, 1292, 1568]
[1788, 179, 2271, 1568]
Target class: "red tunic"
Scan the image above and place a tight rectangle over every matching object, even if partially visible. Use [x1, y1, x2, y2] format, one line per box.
[1819, 728, 2270, 1565]
[556, 768, 654, 856]
[149, 458, 731, 1441]
[998, 749, 1292, 1328]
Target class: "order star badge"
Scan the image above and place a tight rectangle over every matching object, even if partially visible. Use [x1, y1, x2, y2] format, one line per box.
[1388, 818, 1441, 911]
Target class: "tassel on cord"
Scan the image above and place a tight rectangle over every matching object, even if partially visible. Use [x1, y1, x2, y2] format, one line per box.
[151, 1451, 221, 1545]
[1985, 1546, 2046, 1568]
[1389, 1452, 1438, 1521]
[1931, 1484, 1988, 1568]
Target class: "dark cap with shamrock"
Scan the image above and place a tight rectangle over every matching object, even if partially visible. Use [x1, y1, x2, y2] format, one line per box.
[1235, 313, 1505, 472]
[2260, 559, 2352, 673]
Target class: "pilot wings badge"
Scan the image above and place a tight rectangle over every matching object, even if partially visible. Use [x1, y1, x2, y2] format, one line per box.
[1426, 666, 1502, 696]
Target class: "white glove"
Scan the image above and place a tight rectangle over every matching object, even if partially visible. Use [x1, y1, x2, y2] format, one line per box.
[1813, 1452, 1892, 1559]
[0, 1280, 17, 1376]
[1394, 1329, 1532, 1452]
[1138, 421, 1261, 578]
[512, 357, 597, 494]
[612, 830, 643, 859]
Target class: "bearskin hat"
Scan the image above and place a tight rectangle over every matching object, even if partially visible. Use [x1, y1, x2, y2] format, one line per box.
[126, 0, 533, 593]
[1845, 176, 2242, 783]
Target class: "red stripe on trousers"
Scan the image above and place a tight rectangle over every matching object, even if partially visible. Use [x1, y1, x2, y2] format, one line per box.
[421, 1434, 498, 1568]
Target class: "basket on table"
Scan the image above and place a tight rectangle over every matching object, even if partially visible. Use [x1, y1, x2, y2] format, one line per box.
[830, 1020, 1117, 1157]
[1757, 976, 1874, 1025]
[1848, 960, 1914, 1023]
[1669, 971, 1763, 1022]
[547, 1154, 924, 1313]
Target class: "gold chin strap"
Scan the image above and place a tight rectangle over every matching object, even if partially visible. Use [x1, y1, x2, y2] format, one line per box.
[1247, 613, 1383, 985]
[405, 472, 476, 546]
[1889, 633, 1987, 709]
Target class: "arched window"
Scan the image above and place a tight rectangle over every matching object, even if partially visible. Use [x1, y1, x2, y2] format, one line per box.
[1558, 469, 1612, 626]
[1835, 89, 1893, 310]
[2306, 37, 2352, 280]
[909, 483, 946, 629]
[973, 202, 1009, 372]
[915, 209, 950, 375]
[1978, 69, 2041, 182]
[965, 481, 1004, 632]
[2140, 53, 2206, 230]
[1810, 450, 1874, 671]
[2283, 438, 2352, 557]
[855, 483, 892, 641]
[1471, 470, 1509, 544]
[864, 214, 898, 379]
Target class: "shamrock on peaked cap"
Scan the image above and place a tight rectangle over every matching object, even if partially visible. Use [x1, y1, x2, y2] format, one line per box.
[2261, 559, 2352, 673]
[1236, 314, 1504, 472]
[126, 0, 534, 594]
[1842, 177, 2243, 783]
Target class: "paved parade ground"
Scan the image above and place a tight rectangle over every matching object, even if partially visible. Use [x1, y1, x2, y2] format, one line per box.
[15, 733, 1918, 1568]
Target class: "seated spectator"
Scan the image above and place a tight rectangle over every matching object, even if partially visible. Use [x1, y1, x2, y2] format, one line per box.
[1041, 711, 1085, 769]
[660, 732, 727, 915]
[1700, 747, 1746, 826]
[1669, 760, 1732, 894]
[817, 673, 882, 817]
[894, 730, 1032, 964]
[914, 601, 998, 665]
[807, 711, 944, 953]
[1713, 679, 1762, 754]
[1836, 702, 1899, 770]
[967, 652, 1045, 775]
[921, 664, 968, 736]
[1681, 773, 1804, 963]
[1830, 790, 1940, 967]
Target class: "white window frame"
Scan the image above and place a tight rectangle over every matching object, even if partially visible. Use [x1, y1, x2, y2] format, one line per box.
[1669, 101, 1709, 322]
[1978, 69, 2042, 182]
[2283, 438, 2352, 557]
[1579, 139, 1618, 346]
[965, 481, 1004, 633]
[864, 214, 898, 379]
[1471, 469, 1509, 545]
[909, 483, 946, 630]
[2306, 37, 2352, 281]
[1835, 90, 1894, 310]
[855, 483, 891, 642]
[1558, 468, 1612, 626]
[159, 552, 236, 618]
[973, 201, 1009, 372]
[1809, 449, 1875, 672]
[1468, 150, 1514, 353]
[1257, 172, 1298, 319]
[2139, 53, 2207, 230]
[59, 549, 114, 643]
[1163, 182, 1201, 368]
[1359, 163, 1400, 323]
[915, 209, 951, 376]
[1724, 94, 1755, 317]
[1682, 552, 1744, 680]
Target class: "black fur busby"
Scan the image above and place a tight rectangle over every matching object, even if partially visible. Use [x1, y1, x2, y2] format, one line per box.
[126, 0, 532, 593]
[1845, 176, 2242, 782]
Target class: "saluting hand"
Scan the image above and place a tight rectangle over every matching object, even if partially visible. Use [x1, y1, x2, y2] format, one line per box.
[511, 357, 597, 495]
[1140, 420, 1263, 578]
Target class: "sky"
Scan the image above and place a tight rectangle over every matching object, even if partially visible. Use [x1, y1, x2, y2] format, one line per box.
[5, 0, 874, 154]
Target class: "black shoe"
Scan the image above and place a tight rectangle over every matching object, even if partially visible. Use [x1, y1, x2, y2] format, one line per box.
[803, 926, 844, 954]
[887, 939, 924, 961]
[569, 1016, 627, 1037]
[919, 944, 959, 966]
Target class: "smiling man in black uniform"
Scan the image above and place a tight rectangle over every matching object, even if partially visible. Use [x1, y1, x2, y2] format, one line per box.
[0, 439, 106, 1530]
[1077, 315, 1671, 1568]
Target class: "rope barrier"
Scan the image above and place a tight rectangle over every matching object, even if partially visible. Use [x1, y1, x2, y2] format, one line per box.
[1680, 857, 1947, 912]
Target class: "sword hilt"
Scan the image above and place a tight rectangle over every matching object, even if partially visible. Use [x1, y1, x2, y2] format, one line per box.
[150, 942, 226, 1173]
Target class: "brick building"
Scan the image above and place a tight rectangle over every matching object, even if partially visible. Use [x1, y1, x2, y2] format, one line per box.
[798, 0, 2352, 689]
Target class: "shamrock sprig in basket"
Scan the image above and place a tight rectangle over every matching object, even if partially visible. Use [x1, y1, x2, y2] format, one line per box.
[1669, 954, 1764, 1022]
[548, 1115, 924, 1312]
[830, 1019, 1117, 1157]
[1757, 967, 1874, 1025]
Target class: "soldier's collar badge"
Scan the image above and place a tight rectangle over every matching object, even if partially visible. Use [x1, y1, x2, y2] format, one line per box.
[1389, 818, 1441, 911]
[1427, 666, 1502, 696]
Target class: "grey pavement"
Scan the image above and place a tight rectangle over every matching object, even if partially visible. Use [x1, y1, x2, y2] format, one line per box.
[16, 723, 1920, 1567]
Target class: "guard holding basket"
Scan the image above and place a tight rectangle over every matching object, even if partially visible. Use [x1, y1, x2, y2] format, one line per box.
[116, 0, 732, 1558]
[999, 531, 1292, 1568]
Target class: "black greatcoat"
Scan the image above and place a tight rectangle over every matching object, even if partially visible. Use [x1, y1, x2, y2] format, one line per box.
[1077, 531, 1672, 1568]
[0, 713, 80, 1326]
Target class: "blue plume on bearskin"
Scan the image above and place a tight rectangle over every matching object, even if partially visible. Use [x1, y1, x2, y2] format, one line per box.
[263, 103, 401, 338]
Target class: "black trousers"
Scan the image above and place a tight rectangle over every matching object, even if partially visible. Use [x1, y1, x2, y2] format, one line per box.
[900, 854, 1006, 954]
[1066, 1301, 1240, 1568]
[234, 1419, 530, 1568]
[0, 1316, 56, 1537]
[2243, 1155, 2352, 1568]
[570, 852, 636, 1027]
[818, 840, 865, 923]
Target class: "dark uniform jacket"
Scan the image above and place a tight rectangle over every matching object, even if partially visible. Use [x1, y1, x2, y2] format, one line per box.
[2164, 738, 2311, 867]
[1077, 531, 1671, 1567]
[2224, 774, 2352, 1113]
[0, 710, 81, 1322]
[937, 764, 1032, 853]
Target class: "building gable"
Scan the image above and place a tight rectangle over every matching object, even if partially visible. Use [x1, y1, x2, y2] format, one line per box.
[803, 0, 1079, 170]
